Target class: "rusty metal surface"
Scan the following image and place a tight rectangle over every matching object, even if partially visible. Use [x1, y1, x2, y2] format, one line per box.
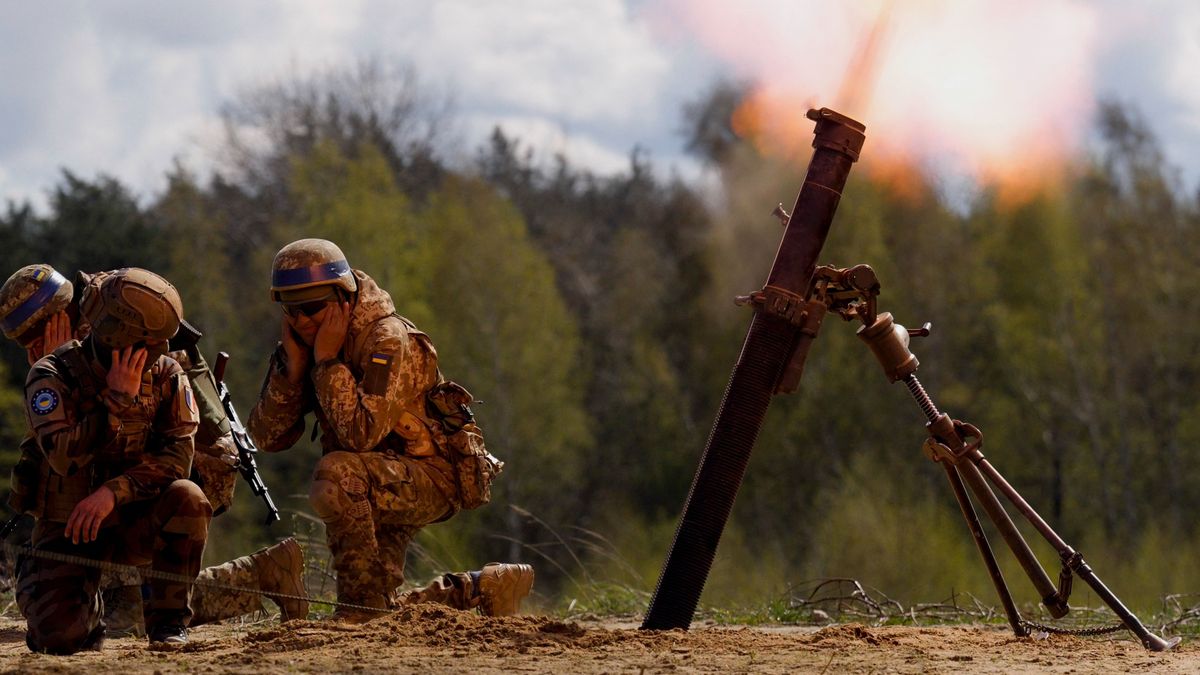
[641, 109, 866, 631]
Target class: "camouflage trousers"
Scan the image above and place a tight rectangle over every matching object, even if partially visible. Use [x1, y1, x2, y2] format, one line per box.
[16, 479, 210, 654]
[309, 451, 454, 604]
[98, 552, 274, 632]
[191, 553, 274, 622]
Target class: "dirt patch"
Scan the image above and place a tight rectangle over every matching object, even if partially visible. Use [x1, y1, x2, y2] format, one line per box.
[0, 605, 1194, 673]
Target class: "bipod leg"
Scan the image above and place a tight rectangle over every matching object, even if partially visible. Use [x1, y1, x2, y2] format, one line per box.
[940, 461, 1026, 637]
[974, 459, 1180, 651]
[952, 454, 1066, 617]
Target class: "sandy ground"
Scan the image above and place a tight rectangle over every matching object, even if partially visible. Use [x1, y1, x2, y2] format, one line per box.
[0, 605, 1195, 674]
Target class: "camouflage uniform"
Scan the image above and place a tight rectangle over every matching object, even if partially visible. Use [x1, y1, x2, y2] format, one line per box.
[249, 270, 471, 604]
[249, 240, 530, 618]
[19, 338, 210, 653]
[74, 270, 240, 514]
[0, 265, 308, 639]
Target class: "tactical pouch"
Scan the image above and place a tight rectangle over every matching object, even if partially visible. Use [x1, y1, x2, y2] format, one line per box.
[426, 381, 475, 432]
[426, 381, 503, 510]
[446, 422, 503, 510]
[40, 464, 94, 522]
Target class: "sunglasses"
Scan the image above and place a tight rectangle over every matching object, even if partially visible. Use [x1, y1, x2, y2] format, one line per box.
[283, 300, 333, 319]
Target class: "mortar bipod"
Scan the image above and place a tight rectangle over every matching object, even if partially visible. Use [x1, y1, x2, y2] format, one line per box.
[808, 263, 1179, 651]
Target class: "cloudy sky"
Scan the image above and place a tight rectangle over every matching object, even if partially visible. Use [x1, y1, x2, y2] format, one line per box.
[3, 0, 1200, 211]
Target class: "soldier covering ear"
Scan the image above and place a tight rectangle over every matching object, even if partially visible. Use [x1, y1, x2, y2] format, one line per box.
[251, 238, 528, 622]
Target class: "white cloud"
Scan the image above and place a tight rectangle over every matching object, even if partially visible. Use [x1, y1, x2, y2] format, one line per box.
[463, 113, 633, 176]
[5, 0, 1199, 214]
[0, 0, 701, 211]
[359, 0, 672, 124]
[1166, 6, 1200, 130]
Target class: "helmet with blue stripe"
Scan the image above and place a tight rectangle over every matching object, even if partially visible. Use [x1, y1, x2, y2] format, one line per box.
[270, 238, 357, 302]
[0, 264, 74, 343]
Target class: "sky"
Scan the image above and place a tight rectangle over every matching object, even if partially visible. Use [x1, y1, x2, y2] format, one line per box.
[2, 0, 1200, 212]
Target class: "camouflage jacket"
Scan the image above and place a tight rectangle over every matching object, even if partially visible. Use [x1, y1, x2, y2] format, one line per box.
[8, 269, 235, 515]
[248, 271, 453, 483]
[24, 340, 199, 518]
[79, 270, 232, 451]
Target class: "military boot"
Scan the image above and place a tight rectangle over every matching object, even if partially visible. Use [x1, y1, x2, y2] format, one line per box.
[250, 537, 310, 622]
[330, 595, 389, 625]
[148, 623, 188, 645]
[102, 584, 146, 637]
[475, 563, 535, 616]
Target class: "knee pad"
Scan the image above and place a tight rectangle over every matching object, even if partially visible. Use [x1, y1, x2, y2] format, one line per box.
[311, 453, 371, 522]
[309, 479, 345, 522]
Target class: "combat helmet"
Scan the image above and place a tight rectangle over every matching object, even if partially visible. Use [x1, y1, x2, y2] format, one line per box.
[0, 264, 74, 343]
[79, 268, 183, 349]
[270, 238, 357, 302]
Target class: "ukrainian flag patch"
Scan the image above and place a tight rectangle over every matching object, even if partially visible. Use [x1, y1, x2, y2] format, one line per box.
[364, 352, 394, 395]
[32, 268, 47, 282]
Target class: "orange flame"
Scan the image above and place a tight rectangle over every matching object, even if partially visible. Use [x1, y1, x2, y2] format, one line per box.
[659, 0, 1099, 206]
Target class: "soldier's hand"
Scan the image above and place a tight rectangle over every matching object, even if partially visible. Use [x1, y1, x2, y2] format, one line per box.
[281, 316, 311, 385]
[65, 486, 116, 544]
[44, 310, 73, 354]
[313, 301, 351, 363]
[107, 345, 147, 397]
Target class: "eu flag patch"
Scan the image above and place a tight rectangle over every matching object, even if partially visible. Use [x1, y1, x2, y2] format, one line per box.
[31, 388, 59, 415]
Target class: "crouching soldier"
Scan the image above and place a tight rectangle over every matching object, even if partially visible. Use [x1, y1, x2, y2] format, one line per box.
[249, 239, 533, 623]
[17, 268, 209, 651]
[0, 265, 309, 636]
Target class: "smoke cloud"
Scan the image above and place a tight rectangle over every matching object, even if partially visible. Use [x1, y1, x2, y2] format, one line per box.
[656, 0, 1101, 201]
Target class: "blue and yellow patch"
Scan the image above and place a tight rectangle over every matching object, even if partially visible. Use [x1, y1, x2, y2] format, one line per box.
[31, 388, 58, 416]
[364, 352, 394, 395]
[31, 268, 47, 282]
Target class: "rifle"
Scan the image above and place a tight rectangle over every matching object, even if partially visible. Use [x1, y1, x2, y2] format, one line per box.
[213, 351, 281, 525]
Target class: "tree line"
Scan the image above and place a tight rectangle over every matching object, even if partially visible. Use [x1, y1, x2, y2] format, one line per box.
[2, 63, 1197, 614]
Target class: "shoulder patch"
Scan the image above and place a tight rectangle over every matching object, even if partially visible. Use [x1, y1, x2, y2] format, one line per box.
[25, 376, 70, 432]
[31, 388, 59, 416]
[175, 373, 199, 423]
[363, 352, 394, 396]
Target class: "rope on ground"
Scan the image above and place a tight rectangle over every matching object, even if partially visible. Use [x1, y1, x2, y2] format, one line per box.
[0, 541, 394, 614]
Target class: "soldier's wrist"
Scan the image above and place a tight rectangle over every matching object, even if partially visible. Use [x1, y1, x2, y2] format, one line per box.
[314, 356, 340, 370]
[102, 388, 134, 415]
[270, 362, 304, 393]
[102, 476, 133, 506]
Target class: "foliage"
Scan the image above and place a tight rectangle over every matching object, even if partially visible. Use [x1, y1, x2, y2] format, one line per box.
[0, 63, 1197, 621]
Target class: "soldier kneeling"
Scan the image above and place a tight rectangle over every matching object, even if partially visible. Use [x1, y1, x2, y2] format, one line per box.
[249, 239, 533, 622]
[18, 269, 210, 652]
